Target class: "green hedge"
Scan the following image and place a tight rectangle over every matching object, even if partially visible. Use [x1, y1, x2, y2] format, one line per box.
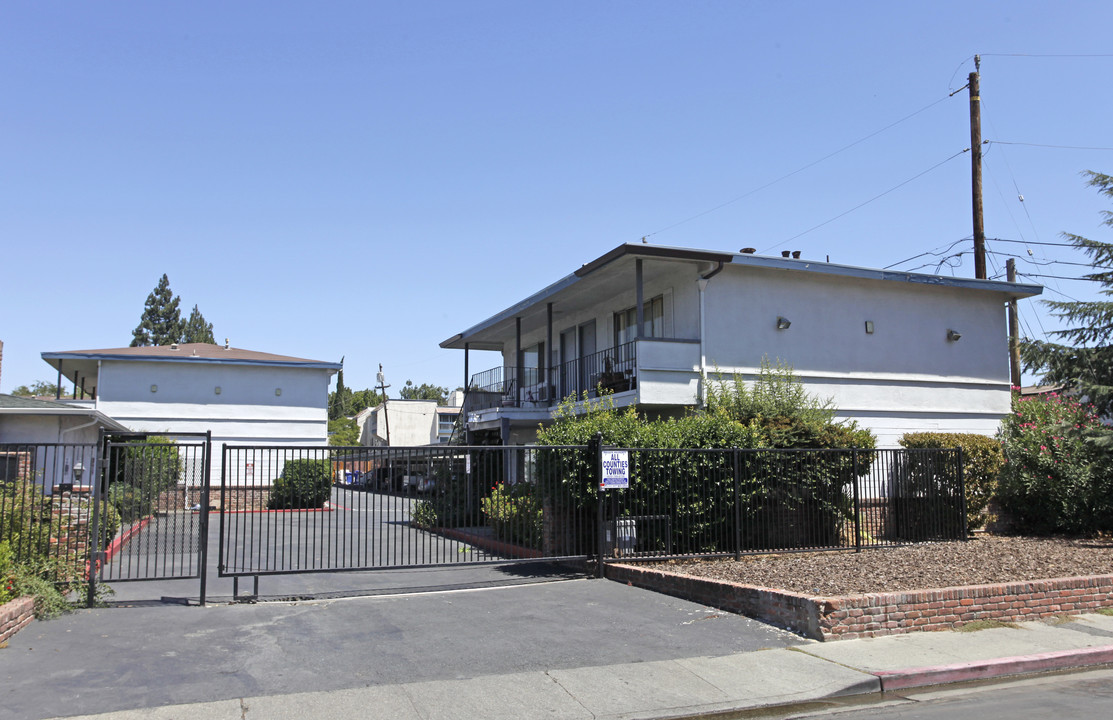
[898, 432, 1003, 532]
[268, 459, 333, 509]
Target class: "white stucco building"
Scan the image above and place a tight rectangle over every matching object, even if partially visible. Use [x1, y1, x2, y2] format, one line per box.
[357, 398, 461, 446]
[441, 244, 1042, 448]
[40, 343, 342, 482]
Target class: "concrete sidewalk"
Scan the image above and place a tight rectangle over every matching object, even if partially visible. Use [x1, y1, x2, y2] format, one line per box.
[31, 610, 1113, 720]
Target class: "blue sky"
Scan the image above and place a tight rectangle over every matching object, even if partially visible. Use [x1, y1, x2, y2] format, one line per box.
[2, 1, 1112, 395]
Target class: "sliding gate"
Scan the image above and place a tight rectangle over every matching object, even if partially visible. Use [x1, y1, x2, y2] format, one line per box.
[218, 444, 595, 581]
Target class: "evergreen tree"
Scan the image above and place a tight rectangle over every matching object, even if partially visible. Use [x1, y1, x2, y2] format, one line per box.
[328, 369, 354, 420]
[1021, 171, 1113, 422]
[130, 274, 184, 347]
[182, 304, 216, 344]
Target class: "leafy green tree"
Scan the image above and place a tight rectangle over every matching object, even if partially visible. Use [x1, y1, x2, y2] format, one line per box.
[328, 417, 360, 446]
[130, 274, 184, 347]
[1021, 171, 1113, 428]
[400, 380, 449, 405]
[181, 304, 215, 344]
[351, 388, 384, 414]
[10, 381, 62, 397]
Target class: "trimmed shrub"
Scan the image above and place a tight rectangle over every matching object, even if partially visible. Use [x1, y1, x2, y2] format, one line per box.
[481, 482, 542, 549]
[268, 459, 332, 509]
[899, 432, 1003, 532]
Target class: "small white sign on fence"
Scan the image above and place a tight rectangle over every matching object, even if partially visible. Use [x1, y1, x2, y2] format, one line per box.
[600, 450, 630, 490]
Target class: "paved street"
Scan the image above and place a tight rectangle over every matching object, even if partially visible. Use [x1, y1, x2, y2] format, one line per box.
[774, 668, 1113, 719]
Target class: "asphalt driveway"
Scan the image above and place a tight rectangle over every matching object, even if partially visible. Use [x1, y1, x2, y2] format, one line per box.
[0, 577, 807, 720]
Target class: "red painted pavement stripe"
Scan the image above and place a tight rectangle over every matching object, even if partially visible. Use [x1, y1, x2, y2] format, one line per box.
[874, 644, 1113, 691]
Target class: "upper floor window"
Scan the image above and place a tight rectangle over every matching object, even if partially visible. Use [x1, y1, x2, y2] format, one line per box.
[614, 296, 663, 346]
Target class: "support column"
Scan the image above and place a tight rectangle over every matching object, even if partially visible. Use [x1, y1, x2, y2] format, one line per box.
[635, 259, 644, 339]
[546, 303, 553, 404]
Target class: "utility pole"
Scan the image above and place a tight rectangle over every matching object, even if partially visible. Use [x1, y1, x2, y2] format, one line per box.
[970, 55, 987, 279]
[1007, 258, 1022, 389]
[377, 364, 391, 445]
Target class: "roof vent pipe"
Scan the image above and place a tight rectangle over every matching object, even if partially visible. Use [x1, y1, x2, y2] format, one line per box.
[740, 247, 756, 254]
[781, 251, 791, 258]
[792, 251, 801, 259]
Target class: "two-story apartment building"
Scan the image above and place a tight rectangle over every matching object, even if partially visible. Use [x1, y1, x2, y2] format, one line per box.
[441, 244, 1042, 448]
[40, 342, 342, 483]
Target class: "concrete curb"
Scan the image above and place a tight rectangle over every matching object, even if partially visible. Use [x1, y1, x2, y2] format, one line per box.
[873, 644, 1113, 691]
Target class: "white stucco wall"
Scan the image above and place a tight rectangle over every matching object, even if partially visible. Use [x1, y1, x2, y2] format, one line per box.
[364, 400, 440, 446]
[0, 414, 104, 445]
[93, 360, 332, 484]
[701, 264, 1013, 447]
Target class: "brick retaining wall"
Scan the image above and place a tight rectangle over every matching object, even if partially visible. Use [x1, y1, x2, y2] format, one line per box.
[605, 563, 1113, 641]
[0, 596, 35, 645]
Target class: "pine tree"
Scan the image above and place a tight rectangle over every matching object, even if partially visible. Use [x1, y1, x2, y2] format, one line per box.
[182, 304, 216, 344]
[1022, 171, 1113, 420]
[130, 274, 184, 347]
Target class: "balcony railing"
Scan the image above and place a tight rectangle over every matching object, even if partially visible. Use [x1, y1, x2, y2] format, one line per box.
[466, 341, 637, 413]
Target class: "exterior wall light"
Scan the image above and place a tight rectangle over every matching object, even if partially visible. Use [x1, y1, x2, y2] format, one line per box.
[776, 317, 791, 330]
[865, 321, 874, 334]
[214, 386, 222, 395]
[275, 388, 282, 396]
[150, 384, 158, 393]
[947, 329, 962, 342]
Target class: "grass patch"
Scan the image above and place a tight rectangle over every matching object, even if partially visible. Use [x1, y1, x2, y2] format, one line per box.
[956, 619, 1021, 632]
[1095, 608, 1113, 617]
[1045, 613, 1078, 626]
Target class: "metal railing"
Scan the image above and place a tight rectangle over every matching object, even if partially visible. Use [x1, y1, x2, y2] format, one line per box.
[465, 341, 638, 413]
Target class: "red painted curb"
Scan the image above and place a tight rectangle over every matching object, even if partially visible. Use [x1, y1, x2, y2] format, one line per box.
[874, 644, 1113, 691]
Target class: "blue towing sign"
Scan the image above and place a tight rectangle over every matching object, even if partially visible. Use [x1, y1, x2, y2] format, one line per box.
[600, 450, 630, 490]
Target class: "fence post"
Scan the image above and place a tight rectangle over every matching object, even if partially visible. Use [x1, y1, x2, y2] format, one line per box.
[733, 447, 742, 560]
[591, 432, 604, 578]
[852, 449, 861, 553]
[957, 447, 968, 541]
[198, 431, 212, 606]
[86, 429, 106, 608]
[217, 443, 227, 578]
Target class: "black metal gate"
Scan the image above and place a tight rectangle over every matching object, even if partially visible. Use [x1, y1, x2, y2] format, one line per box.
[88, 432, 212, 603]
[217, 444, 595, 582]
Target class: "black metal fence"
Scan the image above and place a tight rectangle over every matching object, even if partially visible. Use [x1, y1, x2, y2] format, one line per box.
[4, 436, 965, 602]
[218, 444, 595, 576]
[594, 446, 966, 561]
[94, 434, 212, 586]
[0, 442, 100, 582]
[218, 443, 965, 578]
[1, 434, 213, 603]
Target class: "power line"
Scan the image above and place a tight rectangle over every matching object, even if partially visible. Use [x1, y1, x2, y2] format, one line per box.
[765, 149, 968, 251]
[978, 53, 1113, 58]
[1019, 271, 1102, 282]
[641, 94, 956, 240]
[885, 237, 971, 269]
[986, 237, 1078, 248]
[989, 140, 1113, 152]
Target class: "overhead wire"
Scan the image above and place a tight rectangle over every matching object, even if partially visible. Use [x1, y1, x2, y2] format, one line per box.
[764, 149, 969, 251]
[640, 93, 956, 241]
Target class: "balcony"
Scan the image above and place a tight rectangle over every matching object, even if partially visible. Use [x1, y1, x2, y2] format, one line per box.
[466, 342, 639, 414]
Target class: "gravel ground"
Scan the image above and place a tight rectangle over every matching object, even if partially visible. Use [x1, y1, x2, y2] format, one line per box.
[654, 536, 1113, 597]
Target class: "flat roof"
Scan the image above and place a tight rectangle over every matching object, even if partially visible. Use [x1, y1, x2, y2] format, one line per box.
[441, 243, 1044, 350]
